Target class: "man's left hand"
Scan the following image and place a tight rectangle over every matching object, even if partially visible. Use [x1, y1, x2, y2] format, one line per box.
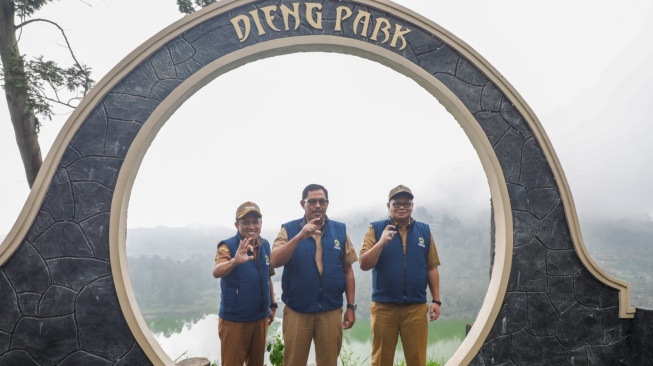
[429, 302, 440, 321]
[268, 308, 276, 325]
[343, 308, 356, 329]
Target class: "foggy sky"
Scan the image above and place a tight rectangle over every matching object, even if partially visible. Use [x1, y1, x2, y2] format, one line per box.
[2, 1, 653, 236]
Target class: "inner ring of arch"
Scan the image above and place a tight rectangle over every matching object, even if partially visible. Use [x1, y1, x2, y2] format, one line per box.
[110, 36, 513, 365]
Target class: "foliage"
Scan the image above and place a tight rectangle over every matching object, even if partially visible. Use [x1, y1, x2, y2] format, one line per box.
[266, 335, 284, 366]
[581, 216, 653, 309]
[392, 355, 443, 366]
[340, 346, 370, 366]
[128, 254, 217, 313]
[426, 354, 446, 366]
[2, 2, 94, 122]
[176, 0, 217, 15]
[13, 0, 53, 18]
[2, 53, 93, 125]
[0, 0, 94, 186]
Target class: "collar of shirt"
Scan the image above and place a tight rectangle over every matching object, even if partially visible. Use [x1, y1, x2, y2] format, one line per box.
[389, 217, 413, 229]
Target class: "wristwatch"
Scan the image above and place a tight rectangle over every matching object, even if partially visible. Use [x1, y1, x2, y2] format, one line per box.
[270, 303, 278, 309]
[431, 299, 442, 306]
[346, 303, 357, 311]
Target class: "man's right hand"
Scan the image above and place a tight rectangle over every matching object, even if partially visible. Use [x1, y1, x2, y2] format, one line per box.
[300, 217, 322, 239]
[234, 237, 255, 264]
[380, 225, 397, 245]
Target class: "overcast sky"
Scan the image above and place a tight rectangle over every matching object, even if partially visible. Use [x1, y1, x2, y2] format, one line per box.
[2, 1, 653, 236]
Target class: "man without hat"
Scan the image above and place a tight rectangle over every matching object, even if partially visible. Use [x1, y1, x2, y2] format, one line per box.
[359, 185, 441, 366]
[213, 201, 276, 366]
[270, 184, 358, 366]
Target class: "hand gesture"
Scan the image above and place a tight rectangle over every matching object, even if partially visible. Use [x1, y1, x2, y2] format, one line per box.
[301, 218, 322, 239]
[234, 237, 255, 264]
[380, 225, 397, 246]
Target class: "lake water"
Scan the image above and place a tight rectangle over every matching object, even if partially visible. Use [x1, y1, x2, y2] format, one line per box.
[151, 312, 470, 364]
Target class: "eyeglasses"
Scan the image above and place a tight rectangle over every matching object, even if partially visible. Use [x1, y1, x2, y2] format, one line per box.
[391, 201, 413, 208]
[304, 199, 329, 206]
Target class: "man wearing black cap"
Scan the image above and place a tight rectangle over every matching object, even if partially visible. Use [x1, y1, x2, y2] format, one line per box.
[213, 201, 276, 366]
[359, 185, 441, 366]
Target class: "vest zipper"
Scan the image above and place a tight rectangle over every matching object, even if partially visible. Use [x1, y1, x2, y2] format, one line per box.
[256, 246, 264, 316]
[402, 232, 407, 303]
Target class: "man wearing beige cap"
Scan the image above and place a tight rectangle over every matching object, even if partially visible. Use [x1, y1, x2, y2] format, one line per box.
[359, 185, 441, 366]
[271, 184, 357, 366]
[213, 201, 276, 366]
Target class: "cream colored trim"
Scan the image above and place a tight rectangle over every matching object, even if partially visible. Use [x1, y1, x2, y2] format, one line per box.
[0, 1, 634, 366]
[487, 74, 637, 318]
[0, 0, 250, 267]
[112, 36, 512, 366]
[356, 0, 636, 319]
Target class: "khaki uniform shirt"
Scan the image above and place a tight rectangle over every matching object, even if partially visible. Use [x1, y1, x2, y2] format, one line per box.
[359, 217, 440, 268]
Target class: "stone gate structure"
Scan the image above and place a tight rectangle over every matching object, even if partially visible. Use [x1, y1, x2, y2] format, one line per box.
[1, 0, 651, 364]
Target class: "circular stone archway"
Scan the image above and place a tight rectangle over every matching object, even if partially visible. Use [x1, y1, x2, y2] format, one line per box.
[0, 1, 637, 365]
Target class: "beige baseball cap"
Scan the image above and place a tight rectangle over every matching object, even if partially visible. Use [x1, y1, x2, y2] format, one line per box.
[235, 201, 262, 219]
[388, 185, 414, 201]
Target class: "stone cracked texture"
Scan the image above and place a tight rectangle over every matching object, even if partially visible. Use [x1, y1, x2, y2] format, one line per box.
[0, 1, 649, 364]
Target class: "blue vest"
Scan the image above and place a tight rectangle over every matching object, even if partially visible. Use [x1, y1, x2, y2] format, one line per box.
[371, 219, 430, 303]
[218, 234, 271, 322]
[281, 217, 347, 312]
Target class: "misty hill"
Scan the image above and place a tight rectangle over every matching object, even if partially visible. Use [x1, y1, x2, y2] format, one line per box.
[127, 209, 492, 320]
[580, 217, 653, 308]
[127, 225, 234, 260]
[125, 212, 653, 319]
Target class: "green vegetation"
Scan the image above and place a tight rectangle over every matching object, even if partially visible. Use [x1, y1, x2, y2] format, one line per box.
[128, 254, 218, 318]
[266, 335, 284, 366]
[262, 338, 444, 366]
[392, 356, 444, 366]
[339, 347, 370, 366]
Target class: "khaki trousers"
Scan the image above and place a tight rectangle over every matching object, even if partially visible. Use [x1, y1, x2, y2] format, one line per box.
[282, 306, 343, 366]
[218, 317, 268, 366]
[370, 302, 428, 366]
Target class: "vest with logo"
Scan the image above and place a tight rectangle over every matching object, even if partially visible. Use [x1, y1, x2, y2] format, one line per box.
[218, 234, 271, 321]
[281, 218, 347, 312]
[371, 219, 430, 303]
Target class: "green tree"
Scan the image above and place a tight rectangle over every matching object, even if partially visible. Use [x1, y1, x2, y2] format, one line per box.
[175, 0, 217, 15]
[0, 0, 94, 187]
[0, 0, 224, 188]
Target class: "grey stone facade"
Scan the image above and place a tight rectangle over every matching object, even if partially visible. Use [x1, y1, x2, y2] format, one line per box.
[0, 1, 650, 364]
